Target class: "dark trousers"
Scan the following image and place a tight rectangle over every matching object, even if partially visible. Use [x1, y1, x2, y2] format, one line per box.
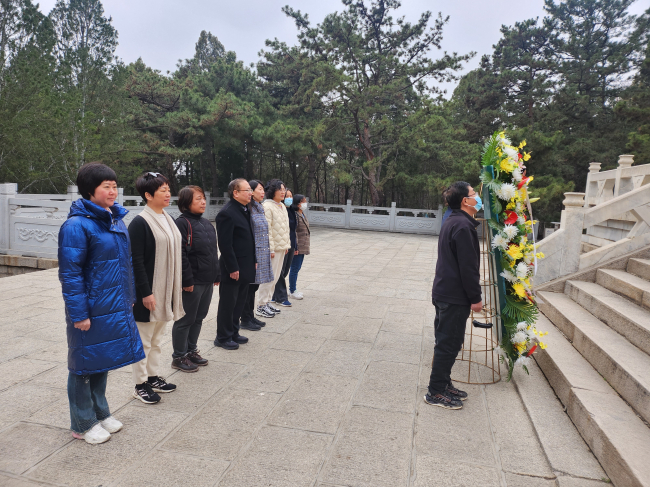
[272, 246, 294, 302]
[172, 283, 214, 358]
[289, 254, 305, 293]
[241, 283, 259, 323]
[68, 371, 110, 434]
[427, 300, 471, 395]
[216, 277, 250, 343]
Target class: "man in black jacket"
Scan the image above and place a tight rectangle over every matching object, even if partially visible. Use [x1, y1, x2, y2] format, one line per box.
[214, 178, 256, 350]
[426, 181, 483, 410]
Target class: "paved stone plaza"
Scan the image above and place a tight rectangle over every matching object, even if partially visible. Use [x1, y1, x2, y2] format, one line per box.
[0, 228, 609, 487]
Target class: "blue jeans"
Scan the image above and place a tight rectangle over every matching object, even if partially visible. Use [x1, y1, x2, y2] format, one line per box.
[289, 254, 305, 293]
[67, 371, 110, 434]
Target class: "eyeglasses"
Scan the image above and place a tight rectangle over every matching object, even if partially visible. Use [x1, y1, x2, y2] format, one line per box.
[235, 188, 253, 193]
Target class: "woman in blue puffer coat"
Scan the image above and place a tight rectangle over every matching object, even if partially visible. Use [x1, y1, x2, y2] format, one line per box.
[59, 162, 145, 444]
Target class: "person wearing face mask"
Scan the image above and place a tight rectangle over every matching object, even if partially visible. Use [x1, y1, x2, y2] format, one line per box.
[271, 188, 297, 307]
[425, 181, 483, 411]
[289, 195, 310, 300]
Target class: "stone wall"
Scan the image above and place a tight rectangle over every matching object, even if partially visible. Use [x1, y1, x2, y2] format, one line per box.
[0, 255, 58, 277]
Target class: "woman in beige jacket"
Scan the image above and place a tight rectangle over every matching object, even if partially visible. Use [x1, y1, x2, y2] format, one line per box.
[256, 179, 290, 316]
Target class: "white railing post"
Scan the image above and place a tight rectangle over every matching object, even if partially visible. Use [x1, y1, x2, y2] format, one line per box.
[0, 183, 17, 254]
[345, 200, 352, 229]
[117, 188, 124, 205]
[614, 155, 635, 197]
[584, 162, 601, 207]
[67, 185, 79, 201]
[560, 192, 586, 274]
[389, 202, 397, 231]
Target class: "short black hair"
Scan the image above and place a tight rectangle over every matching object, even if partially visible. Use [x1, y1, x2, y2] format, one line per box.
[177, 185, 205, 213]
[446, 181, 471, 210]
[228, 178, 247, 198]
[76, 162, 117, 200]
[135, 172, 170, 202]
[265, 179, 285, 200]
[291, 194, 306, 211]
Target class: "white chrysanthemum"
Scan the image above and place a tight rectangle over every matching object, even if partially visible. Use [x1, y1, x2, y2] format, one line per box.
[503, 146, 519, 162]
[512, 168, 522, 182]
[524, 252, 534, 265]
[526, 327, 537, 340]
[512, 331, 527, 345]
[499, 135, 512, 146]
[517, 215, 527, 225]
[503, 225, 518, 241]
[515, 356, 532, 369]
[515, 202, 523, 213]
[500, 270, 517, 283]
[496, 183, 517, 201]
[516, 322, 527, 331]
[516, 262, 530, 279]
[492, 234, 509, 250]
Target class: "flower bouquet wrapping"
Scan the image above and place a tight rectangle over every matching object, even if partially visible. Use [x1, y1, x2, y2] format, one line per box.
[480, 131, 547, 380]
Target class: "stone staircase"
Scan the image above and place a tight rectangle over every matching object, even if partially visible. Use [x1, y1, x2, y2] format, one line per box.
[535, 256, 650, 487]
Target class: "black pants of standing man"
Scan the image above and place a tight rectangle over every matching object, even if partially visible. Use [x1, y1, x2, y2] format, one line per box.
[215, 277, 249, 344]
[427, 300, 471, 395]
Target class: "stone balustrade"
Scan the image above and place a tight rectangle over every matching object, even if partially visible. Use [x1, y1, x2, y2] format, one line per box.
[0, 185, 444, 260]
[536, 155, 650, 284]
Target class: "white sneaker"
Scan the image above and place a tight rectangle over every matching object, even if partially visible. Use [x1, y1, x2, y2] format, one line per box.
[72, 423, 111, 444]
[291, 291, 304, 299]
[100, 416, 123, 433]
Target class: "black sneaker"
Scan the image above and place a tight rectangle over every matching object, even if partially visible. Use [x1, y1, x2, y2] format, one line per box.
[446, 383, 468, 401]
[424, 393, 463, 410]
[215, 339, 239, 350]
[251, 316, 266, 327]
[267, 303, 281, 314]
[148, 376, 176, 393]
[240, 320, 261, 331]
[186, 349, 208, 366]
[133, 382, 160, 404]
[233, 335, 249, 344]
[171, 355, 199, 373]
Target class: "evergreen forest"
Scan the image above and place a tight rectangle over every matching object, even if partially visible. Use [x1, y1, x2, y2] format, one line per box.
[1, 0, 649, 226]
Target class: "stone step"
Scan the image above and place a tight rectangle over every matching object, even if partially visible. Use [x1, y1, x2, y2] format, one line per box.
[534, 313, 650, 487]
[565, 280, 650, 355]
[628, 258, 650, 281]
[596, 268, 650, 310]
[537, 291, 650, 425]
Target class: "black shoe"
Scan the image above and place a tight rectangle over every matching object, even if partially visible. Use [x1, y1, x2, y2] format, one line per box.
[171, 356, 199, 373]
[133, 382, 161, 404]
[215, 340, 239, 350]
[251, 316, 266, 327]
[233, 335, 249, 344]
[186, 349, 208, 366]
[424, 393, 463, 410]
[446, 383, 468, 401]
[240, 320, 261, 331]
[148, 376, 176, 393]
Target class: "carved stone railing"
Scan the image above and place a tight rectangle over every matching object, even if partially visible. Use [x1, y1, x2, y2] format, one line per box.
[306, 200, 443, 235]
[536, 155, 650, 284]
[0, 185, 444, 259]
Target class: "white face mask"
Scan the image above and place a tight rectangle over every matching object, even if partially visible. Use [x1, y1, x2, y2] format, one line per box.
[300, 202, 308, 210]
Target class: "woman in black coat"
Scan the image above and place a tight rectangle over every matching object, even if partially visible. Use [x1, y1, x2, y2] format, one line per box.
[171, 186, 221, 372]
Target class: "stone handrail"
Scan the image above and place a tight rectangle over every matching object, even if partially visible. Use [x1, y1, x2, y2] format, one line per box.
[536, 155, 650, 284]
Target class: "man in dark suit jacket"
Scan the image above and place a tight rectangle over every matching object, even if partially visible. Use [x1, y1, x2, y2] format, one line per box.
[214, 178, 256, 350]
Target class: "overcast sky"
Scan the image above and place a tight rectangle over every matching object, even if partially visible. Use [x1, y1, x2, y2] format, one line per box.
[35, 0, 648, 96]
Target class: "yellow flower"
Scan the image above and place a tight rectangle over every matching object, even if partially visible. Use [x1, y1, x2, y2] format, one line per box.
[500, 158, 516, 173]
[523, 152, 531, 161]
[515, 342, 527, 353]
[506, 201, 516, 210]
[518, 141, 527, 149]
[536, 252, 545, 259]
[512, 282, 526, 298]
[539, 342, 547, 349]
[507, 245, 523, 260]
[529, 197, 540, 203]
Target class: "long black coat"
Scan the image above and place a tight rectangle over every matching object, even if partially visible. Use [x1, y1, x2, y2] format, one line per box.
[215, 200, 256, 284]
[175, 211, 221, 287]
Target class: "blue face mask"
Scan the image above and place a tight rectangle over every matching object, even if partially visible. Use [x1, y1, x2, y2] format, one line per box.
[284, 197, 293, 207]
[469, 194, 482, 212]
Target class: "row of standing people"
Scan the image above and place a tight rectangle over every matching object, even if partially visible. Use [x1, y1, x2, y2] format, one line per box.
[58, 163, 310, 444]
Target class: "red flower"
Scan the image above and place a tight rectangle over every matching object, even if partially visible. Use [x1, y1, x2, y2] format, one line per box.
[526, 344, 538, 356]
[517, 177, 530, 189]
[518, 153, 523, 160]
[504, 210, 518, 225]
